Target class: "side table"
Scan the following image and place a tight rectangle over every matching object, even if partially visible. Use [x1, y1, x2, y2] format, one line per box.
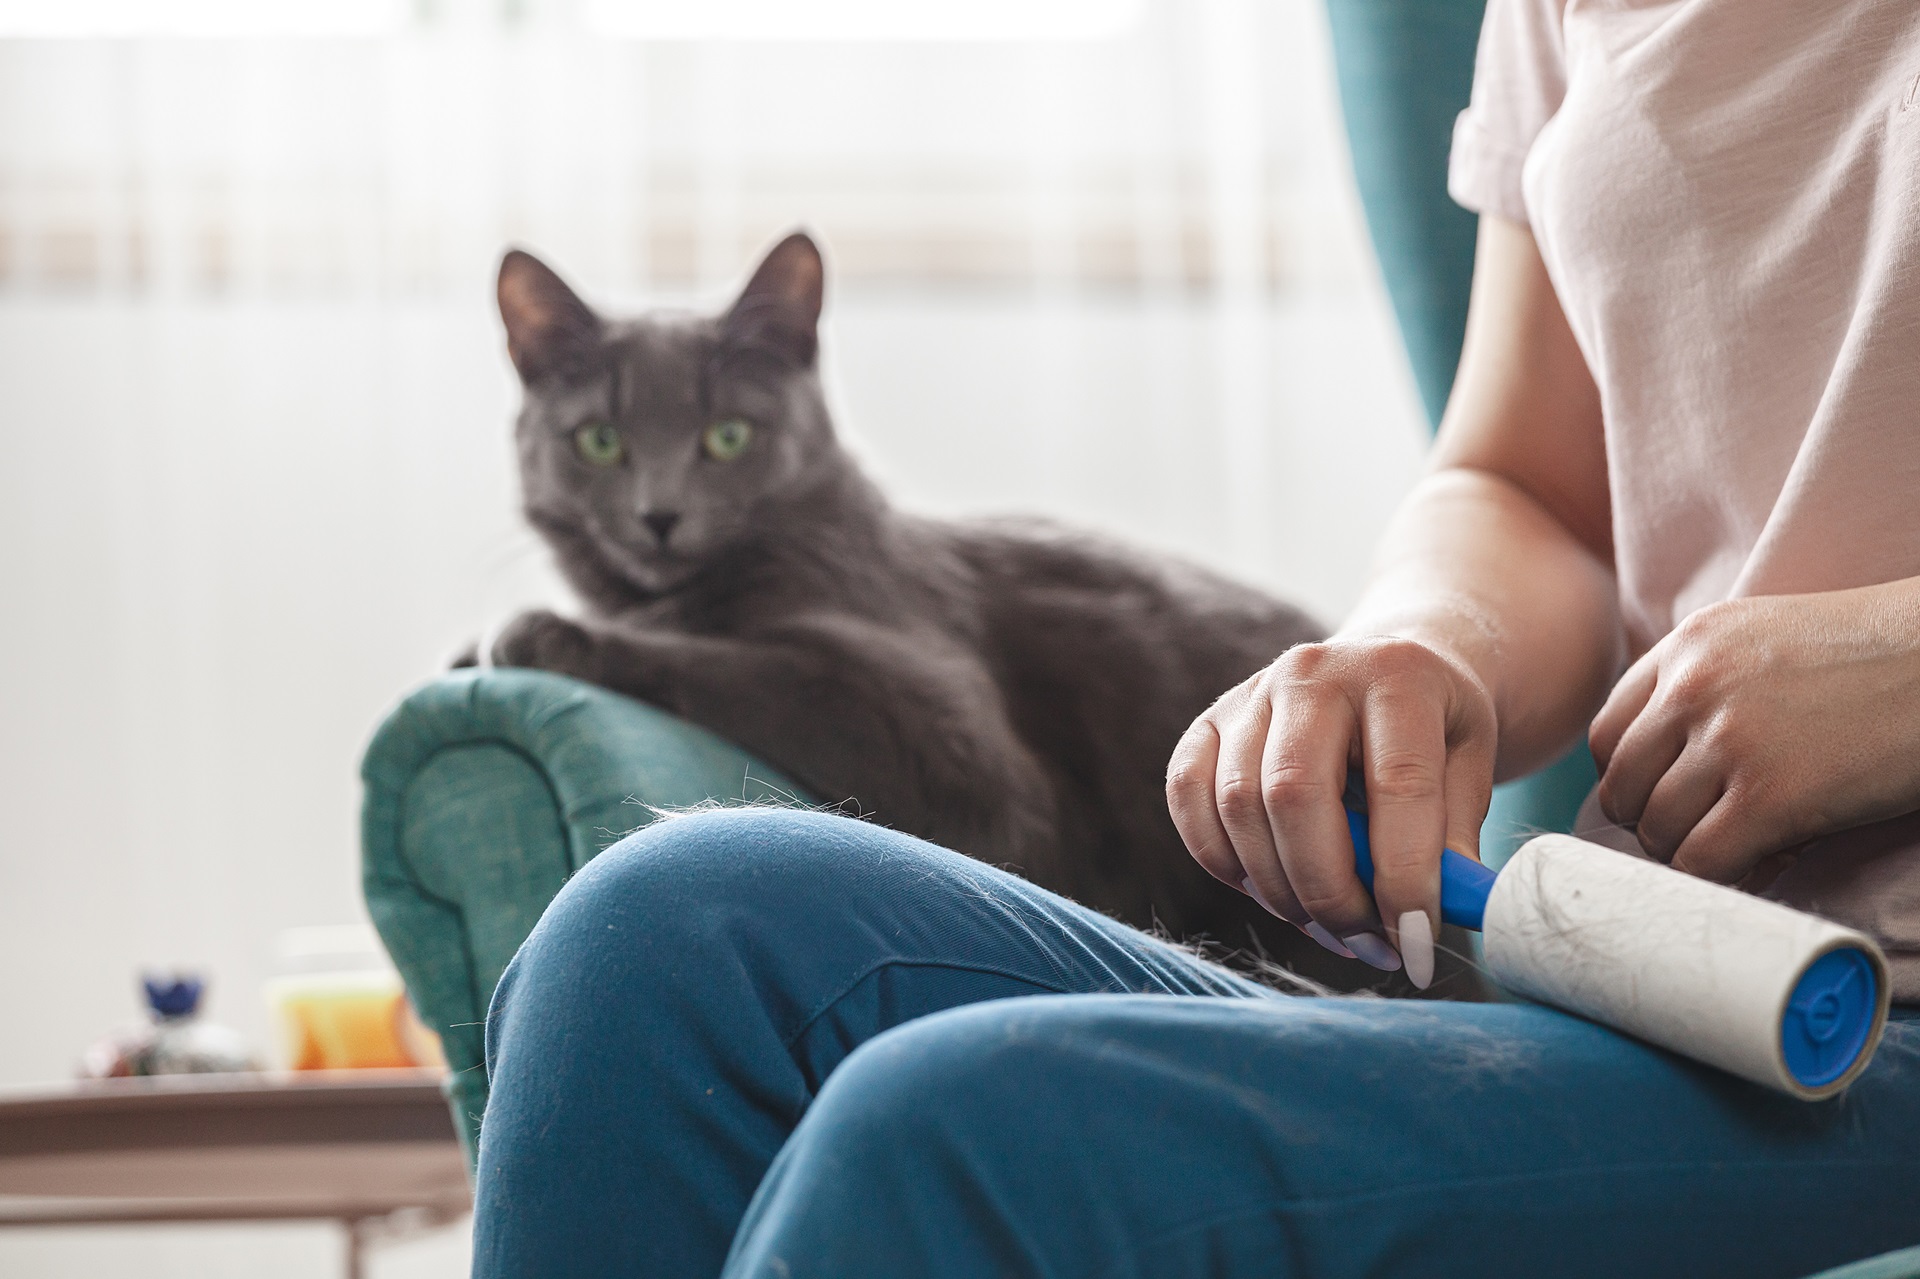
[0, 1068, 470, 1279]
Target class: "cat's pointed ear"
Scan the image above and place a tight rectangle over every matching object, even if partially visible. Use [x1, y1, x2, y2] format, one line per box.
[498, 249, 602, 383]
[723, 232, 824, 368]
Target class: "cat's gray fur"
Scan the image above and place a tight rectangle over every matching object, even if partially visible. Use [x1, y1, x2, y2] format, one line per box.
[481, 232, 1376, 989]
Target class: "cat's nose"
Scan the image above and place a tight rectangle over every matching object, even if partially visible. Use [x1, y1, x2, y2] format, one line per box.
[641, 511, 682, 545]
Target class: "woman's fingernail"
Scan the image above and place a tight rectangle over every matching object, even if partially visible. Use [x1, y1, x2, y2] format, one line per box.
[1398, 910, 1435, 990]
[1303, 922, 1358, 959]
[1341, 931, 1403, 972]
[1239, 877, 1281, 920]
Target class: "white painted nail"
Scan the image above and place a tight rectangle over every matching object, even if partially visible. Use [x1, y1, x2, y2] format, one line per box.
[1239, 877, 1282, 920]
[1341, 931, 1403, 972]
[1398, 910, 1435, 991]
[1303, 922, 1358, 960]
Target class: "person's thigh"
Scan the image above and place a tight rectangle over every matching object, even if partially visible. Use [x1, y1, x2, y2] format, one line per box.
[470, 807, 1269, 1279]
[725, 996, 1920, 1279]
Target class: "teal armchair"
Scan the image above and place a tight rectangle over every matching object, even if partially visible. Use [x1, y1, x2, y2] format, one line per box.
[361, 669, 806, 1159]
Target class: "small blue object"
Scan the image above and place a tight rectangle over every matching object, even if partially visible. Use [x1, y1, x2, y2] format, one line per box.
[1780, 948, 1879, 1089]
[143, 975, 204, 1020]
[1344, 806, 1497, 931]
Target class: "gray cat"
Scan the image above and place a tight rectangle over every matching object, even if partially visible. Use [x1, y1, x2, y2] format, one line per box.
[479, 231, 1387, 991]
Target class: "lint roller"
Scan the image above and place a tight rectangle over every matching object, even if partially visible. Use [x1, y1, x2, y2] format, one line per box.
[1344, 807, 1891, 1099]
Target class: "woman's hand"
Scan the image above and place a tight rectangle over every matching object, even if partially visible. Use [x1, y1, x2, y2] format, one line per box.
[1165, 217, 1619, 988]
[1165, 634, 1499, 989]
[1589, 582, 1920, 884]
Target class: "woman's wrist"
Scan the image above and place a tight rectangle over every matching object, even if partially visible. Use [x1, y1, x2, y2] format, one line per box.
[1339, 467, 1622, 774]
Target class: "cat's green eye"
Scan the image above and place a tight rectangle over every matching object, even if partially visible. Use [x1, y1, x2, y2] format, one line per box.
[574, 421, 624, 467]
[703, 418, 754, 462]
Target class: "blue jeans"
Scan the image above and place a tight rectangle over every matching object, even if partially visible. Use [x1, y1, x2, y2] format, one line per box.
[472, 809, 1920, 1278]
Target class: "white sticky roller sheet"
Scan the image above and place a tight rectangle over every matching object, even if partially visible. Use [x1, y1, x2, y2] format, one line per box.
[1483, 835, 1891, 1099]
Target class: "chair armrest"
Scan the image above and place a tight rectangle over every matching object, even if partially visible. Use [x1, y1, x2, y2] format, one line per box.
[359, 668, 807, 1161]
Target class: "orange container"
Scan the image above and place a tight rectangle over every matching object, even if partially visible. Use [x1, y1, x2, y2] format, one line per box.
[267, 972, 445, 1071]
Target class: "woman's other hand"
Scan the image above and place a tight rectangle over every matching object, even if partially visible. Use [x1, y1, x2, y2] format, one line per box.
[1166, 635, 1498, 989]
[1590, 583, 1920, 884]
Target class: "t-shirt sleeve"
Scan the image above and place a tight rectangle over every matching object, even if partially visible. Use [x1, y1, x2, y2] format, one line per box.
[1448, 0, 1569, 225]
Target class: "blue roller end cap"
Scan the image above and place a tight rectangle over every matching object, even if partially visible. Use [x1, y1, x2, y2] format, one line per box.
[1781, 948, 1879, 1089]
[1344, 806, 1495, 932]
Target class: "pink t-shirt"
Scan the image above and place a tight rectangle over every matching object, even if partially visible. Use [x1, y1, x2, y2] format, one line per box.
[1449, 0, 1920, 997]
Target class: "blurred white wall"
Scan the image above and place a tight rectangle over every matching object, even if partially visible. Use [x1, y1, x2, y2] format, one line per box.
[0, 2, 1428, 1274]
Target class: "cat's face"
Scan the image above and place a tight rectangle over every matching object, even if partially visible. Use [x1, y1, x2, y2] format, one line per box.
[498, 234, 834, 597]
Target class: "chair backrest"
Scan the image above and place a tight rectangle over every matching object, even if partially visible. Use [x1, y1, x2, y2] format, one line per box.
[1324, 0, 1485, 431]
[1322, 0, 1597, 864]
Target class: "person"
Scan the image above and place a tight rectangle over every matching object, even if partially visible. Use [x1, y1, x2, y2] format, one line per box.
[469, 3, 1920, 1275]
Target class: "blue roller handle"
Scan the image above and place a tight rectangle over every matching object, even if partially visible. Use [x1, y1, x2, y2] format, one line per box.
[1344, 806, 1496, 931]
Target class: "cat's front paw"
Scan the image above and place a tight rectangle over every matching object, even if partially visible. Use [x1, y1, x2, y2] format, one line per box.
[491, 609, 599, 679]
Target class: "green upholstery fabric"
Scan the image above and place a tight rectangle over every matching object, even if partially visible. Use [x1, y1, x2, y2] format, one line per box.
[1325, 0, 1598, 867]
[1325, 0, 1485, 430]
[360, 668, 808, 1160]
[1479, 744, 1600, 869]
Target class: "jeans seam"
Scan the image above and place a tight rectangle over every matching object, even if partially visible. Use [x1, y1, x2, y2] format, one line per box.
[780, 958, 1078, 1053]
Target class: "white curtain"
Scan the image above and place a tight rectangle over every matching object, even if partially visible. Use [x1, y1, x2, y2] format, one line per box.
[0, 1, 1371, 297]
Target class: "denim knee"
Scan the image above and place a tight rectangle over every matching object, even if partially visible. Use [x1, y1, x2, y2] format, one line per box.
[484, 808, 899, 1045]
[513, 807, 888, 963]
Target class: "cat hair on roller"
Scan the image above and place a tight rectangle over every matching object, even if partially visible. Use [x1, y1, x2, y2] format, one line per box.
[1343, 808, 1891, 1099]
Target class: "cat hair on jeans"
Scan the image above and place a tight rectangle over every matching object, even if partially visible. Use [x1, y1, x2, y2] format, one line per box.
[476, 230, 1402, 992]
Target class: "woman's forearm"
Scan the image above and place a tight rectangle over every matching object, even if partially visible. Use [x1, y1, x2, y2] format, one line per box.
[1338, 464, 1623, 781]
[1165, 217, 1619, 969]
[1331, 216, 1623, 781]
